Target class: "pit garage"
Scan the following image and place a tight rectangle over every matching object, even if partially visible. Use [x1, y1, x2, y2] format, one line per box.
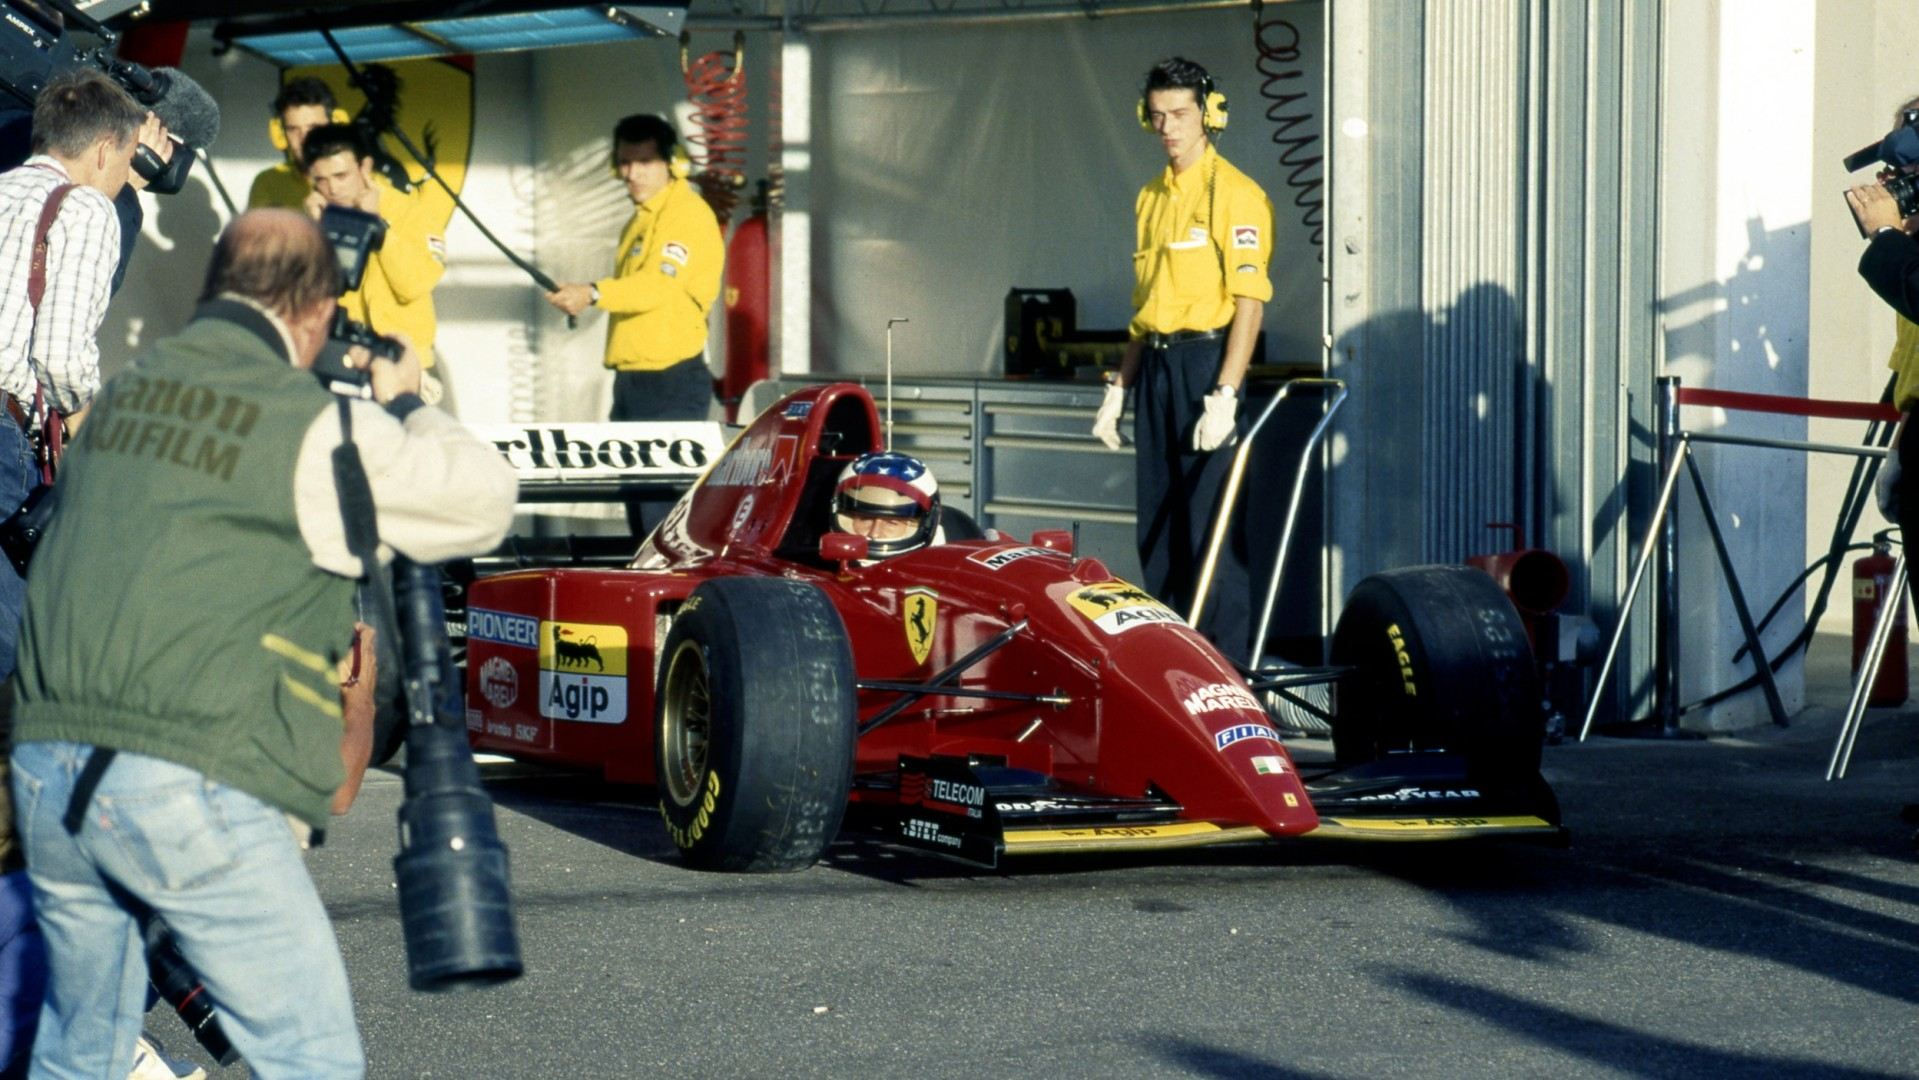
[9, 0, 1919, 1075]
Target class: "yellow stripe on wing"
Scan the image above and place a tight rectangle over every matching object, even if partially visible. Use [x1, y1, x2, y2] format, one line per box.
[1305, 815, 1557, 841]
[1002, 821, 1269, 855]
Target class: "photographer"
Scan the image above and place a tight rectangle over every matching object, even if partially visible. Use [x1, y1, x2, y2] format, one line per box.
[301, 123, 448, 406]
[7, 209, 515, 1077]
[1851, 154, 1919, 543]
[0, 68, 146, 665]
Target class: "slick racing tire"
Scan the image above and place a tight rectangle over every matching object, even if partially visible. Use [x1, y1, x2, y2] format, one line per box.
[655, 577, 856, 871]
[1329, 564, 1544, 780]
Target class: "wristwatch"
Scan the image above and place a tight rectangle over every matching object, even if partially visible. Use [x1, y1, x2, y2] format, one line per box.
[589, 284, 601, 306]
[1214, 383, 1237, 398]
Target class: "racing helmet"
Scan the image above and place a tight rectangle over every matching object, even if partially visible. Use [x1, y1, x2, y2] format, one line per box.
[831, 451, 940, 559]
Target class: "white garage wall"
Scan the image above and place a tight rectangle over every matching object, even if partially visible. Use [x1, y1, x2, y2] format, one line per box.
[803, 7, 1326, 375]
[98, 14, 1321, 420]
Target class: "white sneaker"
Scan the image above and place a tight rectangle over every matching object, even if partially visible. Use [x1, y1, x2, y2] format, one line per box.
[129, 1033, 207, 1080]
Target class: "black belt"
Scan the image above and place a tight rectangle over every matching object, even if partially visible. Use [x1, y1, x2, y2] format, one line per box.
[1142, 327, 1226, 350]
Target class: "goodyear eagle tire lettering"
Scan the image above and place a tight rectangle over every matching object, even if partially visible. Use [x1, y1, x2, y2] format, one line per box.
[1329, 564, 1544, 782]
[654, 577, 856, 872]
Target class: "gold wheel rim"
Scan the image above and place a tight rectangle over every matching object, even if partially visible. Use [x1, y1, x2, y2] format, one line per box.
[660, 638, 712, 806]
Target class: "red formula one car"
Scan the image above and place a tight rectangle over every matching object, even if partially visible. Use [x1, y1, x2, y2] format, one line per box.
[465, 382, 1561, 870]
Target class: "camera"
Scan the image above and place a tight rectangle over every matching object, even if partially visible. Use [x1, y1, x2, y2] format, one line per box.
[1845, 109, 1919, 237]
[0, 1, 220, 194]
[313, 206, 401, 390]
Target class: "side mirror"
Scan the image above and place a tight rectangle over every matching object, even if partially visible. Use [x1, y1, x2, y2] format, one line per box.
[1031, 529, 1073, 552]
[820, 533, 869, 568]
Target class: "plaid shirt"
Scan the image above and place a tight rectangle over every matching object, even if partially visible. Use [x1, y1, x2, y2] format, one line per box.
[0, 156, 118, 412]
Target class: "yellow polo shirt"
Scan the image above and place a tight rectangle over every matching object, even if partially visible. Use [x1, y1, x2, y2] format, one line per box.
[246, 162, 308, 212]
[596, 177, 724, 372]
[1129, 143, 1275, 338]
[1892, 314, 1919, 412]
[338, 178, 445, 369]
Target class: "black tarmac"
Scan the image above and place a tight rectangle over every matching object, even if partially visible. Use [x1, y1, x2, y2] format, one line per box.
[159, 635, 1919, 1078]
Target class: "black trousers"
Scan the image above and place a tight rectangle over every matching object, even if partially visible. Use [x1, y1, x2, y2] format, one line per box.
[1134, 337, 1252, 666]
[611, 357, 713, 536]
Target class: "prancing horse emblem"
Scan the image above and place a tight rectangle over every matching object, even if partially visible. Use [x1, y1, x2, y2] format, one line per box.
[903, 587, 938, 666]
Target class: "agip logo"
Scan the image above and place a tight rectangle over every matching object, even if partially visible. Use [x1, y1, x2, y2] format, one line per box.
[538, 620, 628, 724]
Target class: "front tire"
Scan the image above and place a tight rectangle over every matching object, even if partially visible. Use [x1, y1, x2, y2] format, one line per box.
[1329, 565, 1544, 781]
[655, 577, 857, 871]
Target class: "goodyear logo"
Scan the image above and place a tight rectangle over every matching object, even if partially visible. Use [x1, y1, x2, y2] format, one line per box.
[1066, 581, 1185, 635]
[538, 620, 628, 724]
[469, 608, 540, 649]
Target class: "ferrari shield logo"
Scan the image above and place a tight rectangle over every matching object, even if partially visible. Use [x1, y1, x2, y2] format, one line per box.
[903, 587, 938, 666]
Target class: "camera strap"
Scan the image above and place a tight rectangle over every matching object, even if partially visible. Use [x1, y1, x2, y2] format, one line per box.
[24, 179, 74, 485]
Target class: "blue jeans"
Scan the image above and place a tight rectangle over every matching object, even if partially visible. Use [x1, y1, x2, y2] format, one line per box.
[0, 418, 35, 683]
[10, 742, 363, 1079]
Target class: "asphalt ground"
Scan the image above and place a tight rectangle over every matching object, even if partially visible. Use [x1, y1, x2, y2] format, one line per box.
[151, 633, 1919, 1079]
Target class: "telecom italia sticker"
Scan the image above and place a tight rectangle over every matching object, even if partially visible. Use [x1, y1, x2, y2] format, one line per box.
[1065, 580, 1185, 634]
[538, 620, 627, 724]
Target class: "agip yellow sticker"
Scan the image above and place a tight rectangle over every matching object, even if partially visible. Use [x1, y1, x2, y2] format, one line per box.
[538, 620, 628, 724]
[1065, 580, 1184, 635]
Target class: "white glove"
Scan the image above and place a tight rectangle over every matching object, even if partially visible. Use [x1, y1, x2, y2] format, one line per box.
[1193, 387, 1239, 452]
[1091, 382, 1125, 450]
[1879, 451, 1903, 521]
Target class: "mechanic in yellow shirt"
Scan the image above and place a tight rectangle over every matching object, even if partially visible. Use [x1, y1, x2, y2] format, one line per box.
[547, 113, 723, 535]
[247, 77, 342, 212]
[299, 123, 449, 403]
[1090, 57, 1274, 664]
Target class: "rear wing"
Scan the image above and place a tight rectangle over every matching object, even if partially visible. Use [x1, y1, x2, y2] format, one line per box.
[469, 422, 730, 504]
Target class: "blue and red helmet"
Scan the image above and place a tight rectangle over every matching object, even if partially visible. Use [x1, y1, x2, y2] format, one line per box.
[832, 451, 940, 558]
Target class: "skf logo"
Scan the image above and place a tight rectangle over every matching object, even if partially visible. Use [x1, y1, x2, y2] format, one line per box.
[1067, 580, 1185, 636]
[1386, 622, 1417, 696]
[538, 620, 628, 724]
[903, 587, 938, 666]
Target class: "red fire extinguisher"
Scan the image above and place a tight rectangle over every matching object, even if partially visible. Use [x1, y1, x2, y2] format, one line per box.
[718, 200, 769, 423]
[1852, 532, 1909, 707]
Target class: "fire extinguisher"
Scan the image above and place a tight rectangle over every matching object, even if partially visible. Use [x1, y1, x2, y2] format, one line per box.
[1852, 530, 1909, 707]
[718, 185, 769, 423]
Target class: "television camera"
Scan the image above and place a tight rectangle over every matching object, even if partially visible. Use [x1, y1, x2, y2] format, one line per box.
[0, 0, 220, 193]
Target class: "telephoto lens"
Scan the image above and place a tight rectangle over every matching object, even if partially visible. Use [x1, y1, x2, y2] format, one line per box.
[394, 716, 523, 991]
[390, 559, 521, 992]
[142, 919, 239, 1066]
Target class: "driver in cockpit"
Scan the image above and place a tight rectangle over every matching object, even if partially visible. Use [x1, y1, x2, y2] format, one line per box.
[830, 451, 945, 558]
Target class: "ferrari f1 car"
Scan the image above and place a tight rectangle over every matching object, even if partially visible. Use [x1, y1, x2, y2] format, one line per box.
[464, 382, 1561, 871]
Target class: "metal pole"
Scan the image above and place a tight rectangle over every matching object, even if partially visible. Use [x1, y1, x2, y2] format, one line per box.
[1655, 376, 1682, 736]
[1578, 433, 1690, 741]
[1249, 386, 1349, 664]
[1830, 554, 1906, 780]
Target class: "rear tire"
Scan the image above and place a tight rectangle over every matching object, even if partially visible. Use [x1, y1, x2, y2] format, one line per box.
[655, 577, 856, 871]
[1329, 565, 1543, 780]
